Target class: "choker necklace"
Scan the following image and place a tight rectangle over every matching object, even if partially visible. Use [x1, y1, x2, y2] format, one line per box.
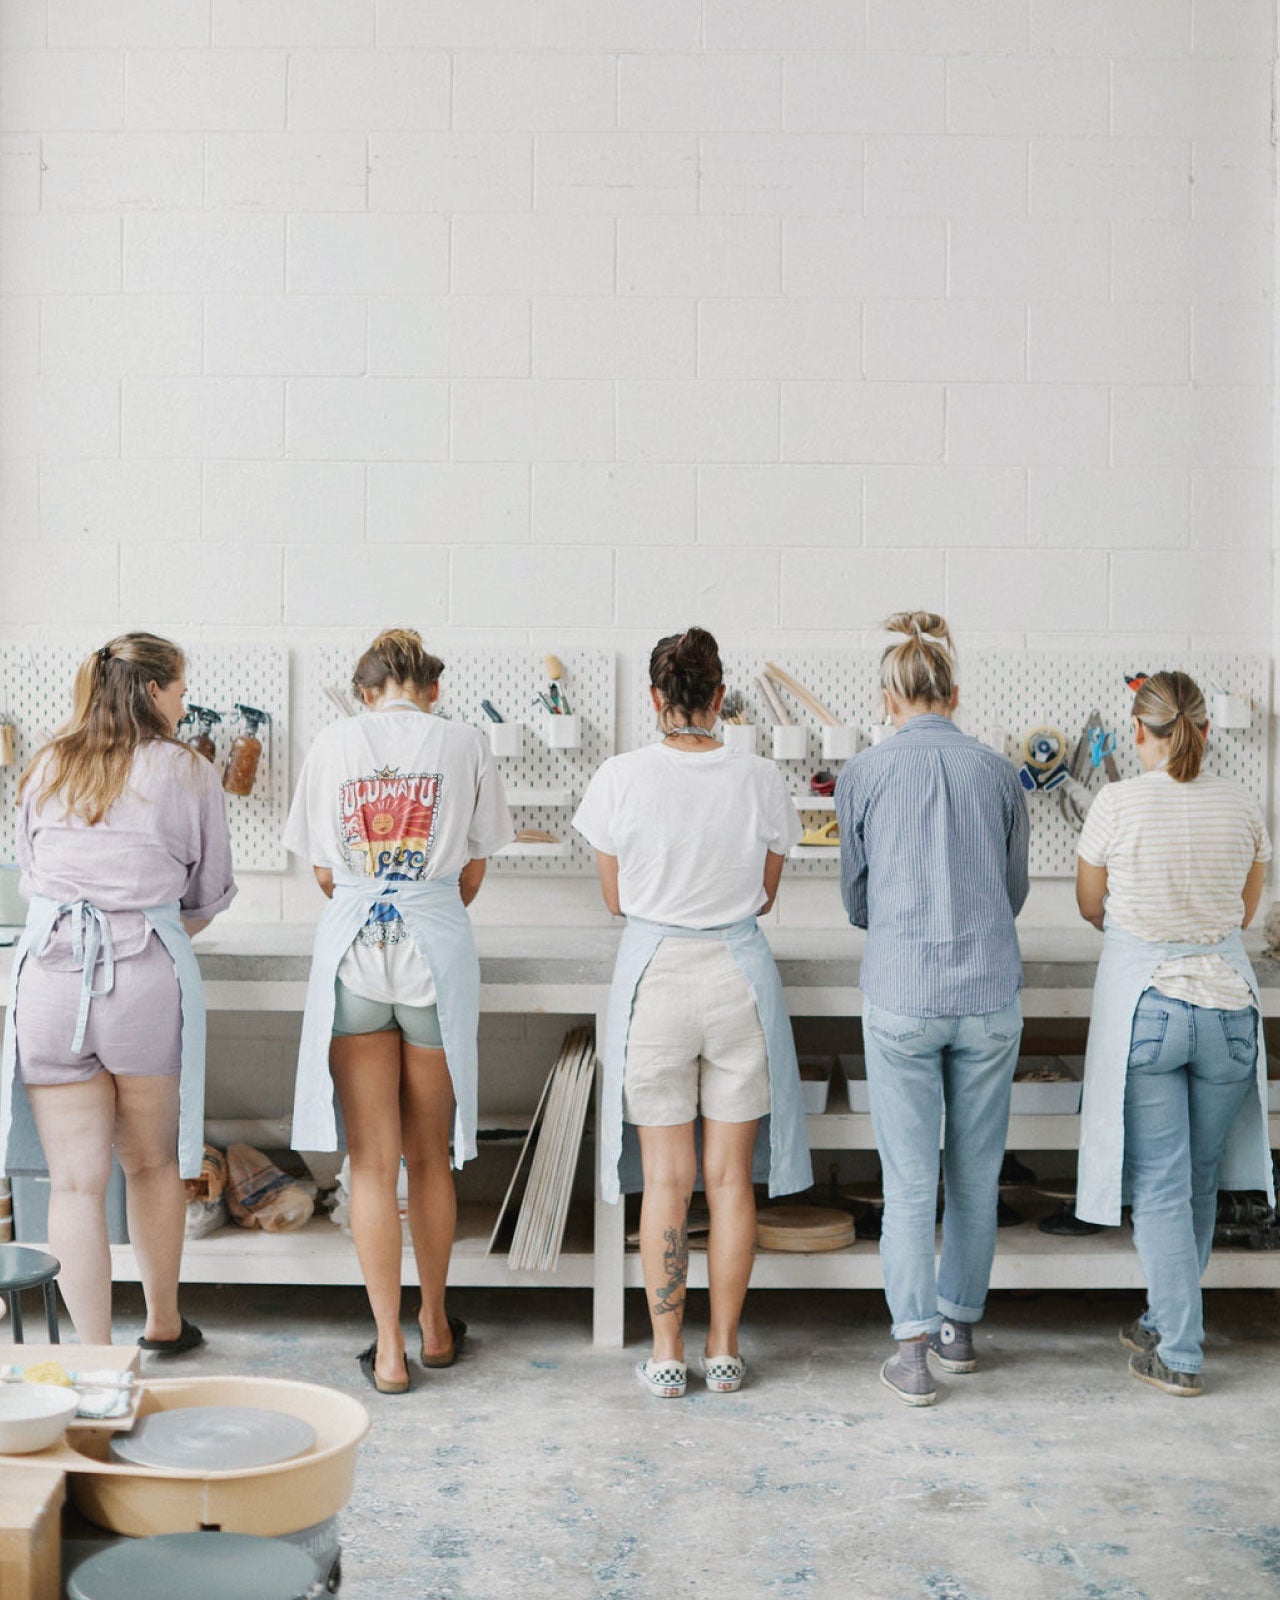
[663, 726, 718, 740]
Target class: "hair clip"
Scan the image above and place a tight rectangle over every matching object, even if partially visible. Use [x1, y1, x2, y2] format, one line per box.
[97, 646, 112, 663]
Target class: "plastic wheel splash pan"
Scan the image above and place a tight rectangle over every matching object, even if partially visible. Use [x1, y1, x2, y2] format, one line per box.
[0, 1375, 369, 1538]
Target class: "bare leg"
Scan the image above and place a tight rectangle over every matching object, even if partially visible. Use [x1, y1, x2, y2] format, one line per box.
[399, 1043, 457, 1359]
[701, 1118, 759, 1359]
[114, 1073, 186, 1343]
[636, 1123, 697, 1364]
[331, 1031, 406, 1386]
[26, 1075, 115, 1344]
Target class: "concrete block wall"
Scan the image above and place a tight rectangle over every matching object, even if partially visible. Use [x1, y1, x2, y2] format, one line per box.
[0, 0, 1276, 940]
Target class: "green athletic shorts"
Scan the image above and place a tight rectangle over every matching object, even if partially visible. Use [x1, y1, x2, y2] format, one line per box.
[332, 977, 444, 1049]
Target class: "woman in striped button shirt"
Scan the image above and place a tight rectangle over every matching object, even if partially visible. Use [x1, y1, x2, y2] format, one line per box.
[1075, 671, 1272, 1397]
[836, 613, 1030, 1406]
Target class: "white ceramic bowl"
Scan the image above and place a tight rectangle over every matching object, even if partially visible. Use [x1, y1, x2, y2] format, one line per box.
[0, 1382, 79, 1454]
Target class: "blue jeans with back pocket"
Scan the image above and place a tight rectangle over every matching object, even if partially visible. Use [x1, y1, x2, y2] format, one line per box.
[1124, 988, 1258, 1373]
[862, 997, 1022, 1339]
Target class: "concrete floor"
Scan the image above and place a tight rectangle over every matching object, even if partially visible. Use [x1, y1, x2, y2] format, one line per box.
[75, 1281, 1280, 1600]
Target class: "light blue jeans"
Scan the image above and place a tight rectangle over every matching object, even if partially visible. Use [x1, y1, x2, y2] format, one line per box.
[863, 998, 1022, 1340]
[1124, 988, 1258, 1374]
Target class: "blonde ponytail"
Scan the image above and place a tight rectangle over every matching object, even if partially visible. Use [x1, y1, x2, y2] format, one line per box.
[879, 611, 956, 709]
[1132, 670, 1207, 783]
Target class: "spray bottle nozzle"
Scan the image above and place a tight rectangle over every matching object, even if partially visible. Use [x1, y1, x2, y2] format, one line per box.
[233, 703, 270, 734]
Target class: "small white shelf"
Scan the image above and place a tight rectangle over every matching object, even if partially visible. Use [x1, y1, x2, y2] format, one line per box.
[496, 841, 568, 858]
[792, 796, 836, 811]
[505, 788, 574, 807]
[790, 844, 839, 859]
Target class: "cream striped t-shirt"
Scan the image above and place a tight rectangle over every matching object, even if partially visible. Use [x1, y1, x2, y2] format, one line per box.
[1078, 769, 1271, 1010]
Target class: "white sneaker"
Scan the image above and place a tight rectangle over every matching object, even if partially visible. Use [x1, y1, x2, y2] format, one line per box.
[635, 1357, 686, 1398]
[701, 1354, 745, 1393]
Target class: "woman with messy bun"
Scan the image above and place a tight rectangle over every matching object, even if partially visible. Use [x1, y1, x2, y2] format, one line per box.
[285, 628, 514, 1393]
[574, 627, 809, 1400]
[1075, 671, 1272, 1397]
[835, 611, 1029, 1407]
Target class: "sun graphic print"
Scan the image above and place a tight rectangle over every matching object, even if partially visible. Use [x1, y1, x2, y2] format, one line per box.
[339, 765, 444, 881]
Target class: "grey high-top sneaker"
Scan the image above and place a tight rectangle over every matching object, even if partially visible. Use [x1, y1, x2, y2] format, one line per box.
[1129, 1348, 1202, 1397]
[879, 1339, 938, 1407]
[928, 1318, 976, 1373]
[1119, 1318, 1159, 1356]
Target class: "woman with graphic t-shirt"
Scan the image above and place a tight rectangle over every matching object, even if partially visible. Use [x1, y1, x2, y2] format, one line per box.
[286, 630, 513, 1394]
[574, 628, 810, 1400]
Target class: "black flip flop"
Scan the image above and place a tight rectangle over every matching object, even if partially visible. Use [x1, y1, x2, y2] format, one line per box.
[357, 1342, 411, 1395]
[138, 1317, 204, 1357]
[420, 1314, 467, 1369]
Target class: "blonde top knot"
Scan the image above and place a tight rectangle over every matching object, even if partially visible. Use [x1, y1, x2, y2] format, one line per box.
[352, 627, 444, 699]
[879, 611, 956, 709]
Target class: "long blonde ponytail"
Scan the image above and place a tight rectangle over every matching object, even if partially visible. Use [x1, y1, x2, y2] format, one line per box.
[1132, 671, 1207, 783]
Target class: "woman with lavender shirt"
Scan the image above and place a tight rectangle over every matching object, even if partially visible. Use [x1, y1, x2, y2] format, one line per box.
[0, 634, 235, 1349]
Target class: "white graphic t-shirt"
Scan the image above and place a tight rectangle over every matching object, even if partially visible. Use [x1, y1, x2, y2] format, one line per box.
[573, 743, 801, 928]
[285, 709, 514, 1006]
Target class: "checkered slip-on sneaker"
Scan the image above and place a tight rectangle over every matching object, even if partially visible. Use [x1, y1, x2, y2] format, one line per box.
[700, 1354, 746, 1393]
[635, 1358, 687, 1398]
[1128, 1349, 1203, 1398]
[1119, 1319, 1159, 1356]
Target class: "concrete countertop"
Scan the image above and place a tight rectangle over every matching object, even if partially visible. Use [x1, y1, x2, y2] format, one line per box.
[5, 923, 1273, 990]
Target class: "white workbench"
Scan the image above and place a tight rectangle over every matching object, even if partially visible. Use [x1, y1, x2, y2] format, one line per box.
[4, 925, 1279, 1347]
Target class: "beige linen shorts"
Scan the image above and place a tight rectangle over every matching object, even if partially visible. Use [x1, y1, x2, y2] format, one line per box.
[623, 937, 771, 1126]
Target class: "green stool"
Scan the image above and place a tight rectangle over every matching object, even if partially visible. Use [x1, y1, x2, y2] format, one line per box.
[0, 1243, 60, 1342]
[66, 1532, 323, 1600]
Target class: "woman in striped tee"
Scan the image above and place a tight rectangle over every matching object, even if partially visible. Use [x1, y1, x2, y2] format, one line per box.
[1076, 671, 1273, 1397]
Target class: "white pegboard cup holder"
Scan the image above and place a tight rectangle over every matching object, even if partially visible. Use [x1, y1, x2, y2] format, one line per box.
[771, 726, 807, 761]
[1212, 692, 1251, 730]
[487, 721, 522, 758]
[542, 713, 580, 750]
[868, 723, 895, 746]
[721, 723, 756, 754]
[821, 725, 859, 760]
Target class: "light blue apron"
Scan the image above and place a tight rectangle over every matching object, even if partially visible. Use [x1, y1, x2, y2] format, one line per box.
[1, 895, 206, 1179]
[291, 876, 480, 1167]
[1076, 922, 1273, 1226]
[600, 915, 812, 1206]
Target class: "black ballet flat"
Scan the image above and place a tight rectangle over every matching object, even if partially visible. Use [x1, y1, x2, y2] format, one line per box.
[138, 1317, 204, 1357]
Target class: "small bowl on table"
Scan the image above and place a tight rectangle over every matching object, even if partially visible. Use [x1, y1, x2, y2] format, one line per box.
[0, 1383, 79, 1454]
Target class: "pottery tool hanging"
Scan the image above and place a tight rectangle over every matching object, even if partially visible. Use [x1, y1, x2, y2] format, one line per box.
[0, 717, 12, 768]
[756, 674, 791, 726]
[544, 653, 571, 714]
[720, 689, 748, 724]
[514, 827, 558, 845]
[762, 662, 839, 727]
[480, 699, 504, 723]
[323, 683, 358, 719]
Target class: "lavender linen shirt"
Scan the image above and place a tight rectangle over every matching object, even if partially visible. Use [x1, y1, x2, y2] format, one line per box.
[18, 740, 237, 961]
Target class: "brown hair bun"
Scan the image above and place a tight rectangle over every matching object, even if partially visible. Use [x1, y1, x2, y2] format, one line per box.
[649, 627, 723, 726]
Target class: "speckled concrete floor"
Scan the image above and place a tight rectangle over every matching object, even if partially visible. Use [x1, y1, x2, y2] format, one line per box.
[67, 1285, 1280, 1598]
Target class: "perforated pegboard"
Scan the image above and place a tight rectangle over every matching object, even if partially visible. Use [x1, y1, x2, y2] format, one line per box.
[301, 646, 615, 874]
[0, 643, 290, 873]
[629, 649, 1271, 878]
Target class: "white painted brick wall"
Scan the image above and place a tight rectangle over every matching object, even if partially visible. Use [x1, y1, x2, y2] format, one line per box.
[0, 0, 1275, 929]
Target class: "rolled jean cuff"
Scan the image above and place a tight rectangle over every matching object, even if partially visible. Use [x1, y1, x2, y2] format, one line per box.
[938, 1296, 985, 1325]
[890, 1314, 942, 1340]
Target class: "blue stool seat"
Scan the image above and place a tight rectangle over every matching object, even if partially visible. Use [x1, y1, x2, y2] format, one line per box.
[66, 1532, 322, 1600]
[0, 1243, 60, 1342]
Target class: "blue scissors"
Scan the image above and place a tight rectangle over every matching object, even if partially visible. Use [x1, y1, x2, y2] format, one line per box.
[1088, 726, 1116, 770]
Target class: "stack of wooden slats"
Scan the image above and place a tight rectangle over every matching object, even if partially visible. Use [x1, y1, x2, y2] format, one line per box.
[488, 1026, 597, 1273]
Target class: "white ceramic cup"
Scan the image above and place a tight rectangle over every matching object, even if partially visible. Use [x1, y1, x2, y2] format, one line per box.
[486, 721, 522, 758]
[869, 723, 895, 745]
[821, 725, 859, 760]
[1212, 692, 1251, 730]
[721, 723, 756, 754]
[543, 713, 580, 749]
[772, 726, 807, 761]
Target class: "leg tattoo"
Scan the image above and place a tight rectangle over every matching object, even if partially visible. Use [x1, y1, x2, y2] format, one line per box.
[653, 1203, 689, 1321]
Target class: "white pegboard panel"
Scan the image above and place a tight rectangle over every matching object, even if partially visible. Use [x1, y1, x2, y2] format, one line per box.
[301, 646, 615, 875]
[0, 643, 290, 874]
[629, 649, 1271, 879]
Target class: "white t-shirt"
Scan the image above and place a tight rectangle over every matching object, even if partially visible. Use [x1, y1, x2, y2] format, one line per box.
[1078, 768, 1271, 1009]
[573, 742, 802, 928]
[285, 709, 514, 1005]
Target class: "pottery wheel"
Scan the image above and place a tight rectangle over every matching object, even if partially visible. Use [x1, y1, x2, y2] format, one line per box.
[109, 1406, 315, 1471]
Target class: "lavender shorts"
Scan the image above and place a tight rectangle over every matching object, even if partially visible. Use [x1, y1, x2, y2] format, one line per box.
[15, 936, 182, 1087]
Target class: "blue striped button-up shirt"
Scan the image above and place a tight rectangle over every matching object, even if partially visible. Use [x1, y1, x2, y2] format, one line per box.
[835, 714, 1030, 1018]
